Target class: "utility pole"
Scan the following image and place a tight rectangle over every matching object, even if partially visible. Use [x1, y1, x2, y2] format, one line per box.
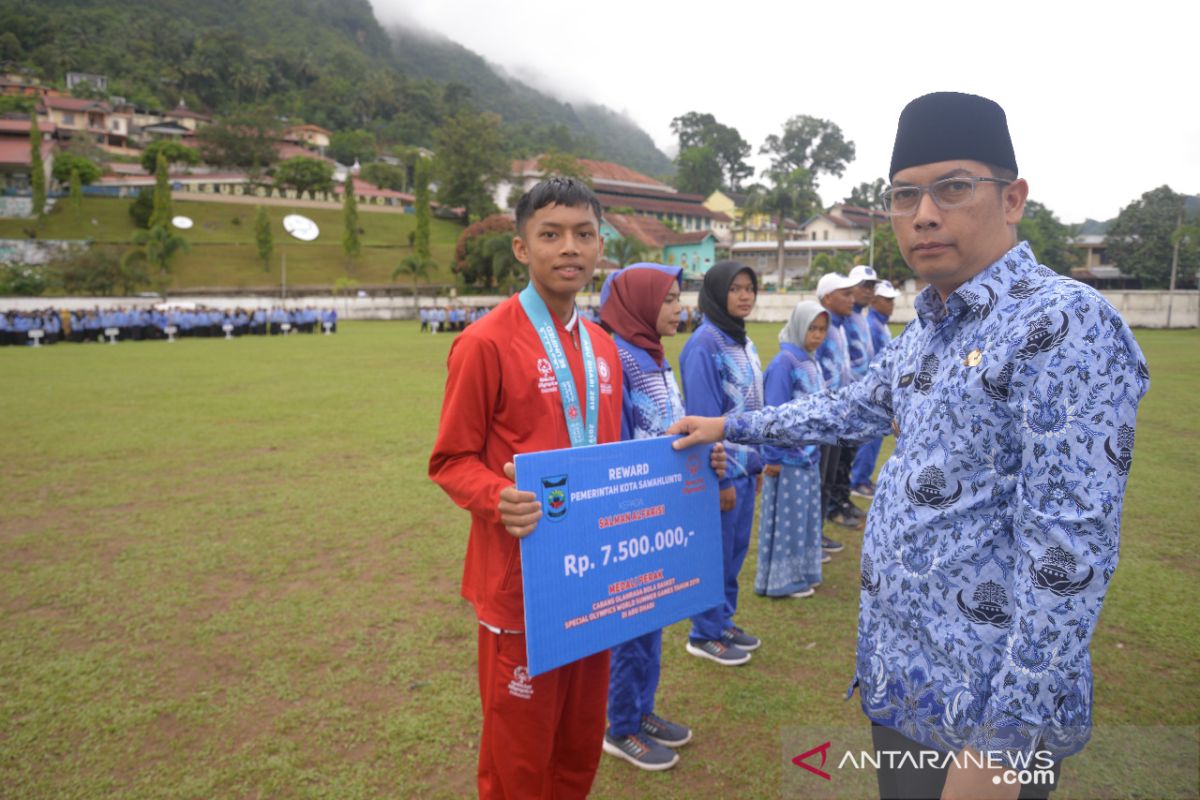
[1166, 205, 1182, 328]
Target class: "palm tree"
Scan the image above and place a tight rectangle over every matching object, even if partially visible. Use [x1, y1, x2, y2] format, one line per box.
[393, 255, 436, 306]
[746, 168, 819, 291]
[133, 224, 190, 281]
[605, 234, 648, 268]
[478, 233, 524, 293]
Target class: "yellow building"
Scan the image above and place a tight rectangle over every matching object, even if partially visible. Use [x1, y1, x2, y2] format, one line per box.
[703, 189, 800, 243]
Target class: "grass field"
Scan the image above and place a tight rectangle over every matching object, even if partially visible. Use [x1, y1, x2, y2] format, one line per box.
[1, 323, 1196, 799]
[0, 197, 465, 290]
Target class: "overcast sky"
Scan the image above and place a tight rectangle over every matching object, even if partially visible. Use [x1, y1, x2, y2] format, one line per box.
[373, 0, 1199, 224]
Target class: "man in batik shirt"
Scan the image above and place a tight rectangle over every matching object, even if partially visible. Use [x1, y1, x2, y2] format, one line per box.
[669, 92, 1148, 800]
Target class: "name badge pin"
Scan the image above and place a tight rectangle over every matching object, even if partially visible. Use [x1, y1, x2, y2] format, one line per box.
[964, 348, 983, 367]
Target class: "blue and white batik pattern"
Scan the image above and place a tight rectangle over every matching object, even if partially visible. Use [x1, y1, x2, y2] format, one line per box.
[756, 464, 823, 597]
[679, 321, 763, 485]
[726, 242, 1149, 760]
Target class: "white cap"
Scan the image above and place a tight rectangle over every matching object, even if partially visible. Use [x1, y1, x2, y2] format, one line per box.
[874, 280, 900, 299]
[816, 272, 858, 299]
[848, 264, 879, 285]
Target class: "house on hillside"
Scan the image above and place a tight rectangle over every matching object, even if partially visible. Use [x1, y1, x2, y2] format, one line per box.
[162, 101, 210, 133]
[602, 211, 719, 276]
[283, 124, 333, 156]
[333, 177, 414, 209]
[0, 72, 56, 98]
[0, 118, 54, 211]
[496, 155, 731, 236]
[37, 96, 129, 148]
[65, 72, 108, 93]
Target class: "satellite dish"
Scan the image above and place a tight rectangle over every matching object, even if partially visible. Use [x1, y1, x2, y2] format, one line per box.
[171, 215, 194, 229]
[283, 214, 320, 242]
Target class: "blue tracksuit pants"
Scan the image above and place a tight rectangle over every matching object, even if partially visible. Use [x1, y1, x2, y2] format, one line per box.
[607, 628, 661, 737]
[851, 436, 883, 489]
[689, 473, 755, 642]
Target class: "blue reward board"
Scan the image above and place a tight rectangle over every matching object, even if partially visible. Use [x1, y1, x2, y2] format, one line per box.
[515, 436, 723, 676]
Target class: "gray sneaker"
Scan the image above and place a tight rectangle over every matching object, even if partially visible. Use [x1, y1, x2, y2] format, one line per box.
[686, 638, 751, 665]
[721, 625, 761, 651]
[603, 732, 679, 771]
[640, 713, 692, 747]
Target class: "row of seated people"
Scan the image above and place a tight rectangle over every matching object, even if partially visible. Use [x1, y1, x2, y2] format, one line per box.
[0, 306, 339, 345]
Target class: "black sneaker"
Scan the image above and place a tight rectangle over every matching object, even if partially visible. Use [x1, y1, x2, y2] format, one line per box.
[603, 732, 679, 771]
[686, 638, 751, 665]
[721, 625, 761, 651]
[822, 535, 845, 553]
[845, 503, 866, 520]
[640, 713, 692, 747]
[851, 483, 876, 499]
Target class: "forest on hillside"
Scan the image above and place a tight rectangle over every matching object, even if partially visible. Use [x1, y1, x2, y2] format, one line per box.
[0, 0, 673, 175]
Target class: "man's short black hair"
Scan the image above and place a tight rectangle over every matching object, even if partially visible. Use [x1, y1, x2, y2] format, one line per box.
[514, 177, 603, 235]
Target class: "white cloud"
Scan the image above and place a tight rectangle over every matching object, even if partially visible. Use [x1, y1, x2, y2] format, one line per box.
[370, 0, 1200, 222]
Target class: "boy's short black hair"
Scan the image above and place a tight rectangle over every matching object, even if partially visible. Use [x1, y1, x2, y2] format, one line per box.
[514, 177, 603, 235]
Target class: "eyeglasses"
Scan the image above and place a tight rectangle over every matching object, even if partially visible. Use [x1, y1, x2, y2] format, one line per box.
[880, 176, 1012, 216]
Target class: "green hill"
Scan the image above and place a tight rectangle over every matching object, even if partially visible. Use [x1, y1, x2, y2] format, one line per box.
[0, 197, 463, 292]
[2, 0, 672, 175]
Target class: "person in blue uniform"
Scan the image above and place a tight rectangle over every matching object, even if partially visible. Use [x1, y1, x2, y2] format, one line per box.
[756, 300, 828, 599]
[813, 272, 860, 539]
[679, 260, 762, 666]
[598, 263, 695, 772]
[669, 91, 1149, 800]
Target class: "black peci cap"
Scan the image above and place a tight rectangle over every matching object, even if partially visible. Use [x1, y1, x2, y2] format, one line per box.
[889, 92, 1017, 180]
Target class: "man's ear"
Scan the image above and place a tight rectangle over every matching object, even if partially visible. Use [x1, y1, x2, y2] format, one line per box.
[512, 233, 529, 265]
[1004, 178, 1029, 225]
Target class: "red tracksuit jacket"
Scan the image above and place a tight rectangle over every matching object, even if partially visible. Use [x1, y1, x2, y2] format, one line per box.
[429, 295, 623, 630]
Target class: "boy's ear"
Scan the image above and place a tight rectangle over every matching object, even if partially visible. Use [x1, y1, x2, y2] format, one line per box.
[512, 233, 530, 265]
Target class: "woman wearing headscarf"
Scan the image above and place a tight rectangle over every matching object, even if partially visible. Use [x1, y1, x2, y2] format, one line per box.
[598, 262, 692, 772]
[756, 301, 829, 598]
[678, 261, 763, 666]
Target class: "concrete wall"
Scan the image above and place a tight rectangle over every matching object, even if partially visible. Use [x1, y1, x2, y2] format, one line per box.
[730, 290, 1200, 329]
[3, 289, 1198, 327]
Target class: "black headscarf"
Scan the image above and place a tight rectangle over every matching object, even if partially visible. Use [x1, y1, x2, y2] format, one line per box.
[699, 260, 757, 345]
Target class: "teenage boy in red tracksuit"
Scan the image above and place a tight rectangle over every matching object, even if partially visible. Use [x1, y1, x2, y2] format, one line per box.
[429, 178, 622, 799]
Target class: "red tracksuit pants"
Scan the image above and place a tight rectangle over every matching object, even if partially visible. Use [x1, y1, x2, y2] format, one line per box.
[477, 626, 609, 799]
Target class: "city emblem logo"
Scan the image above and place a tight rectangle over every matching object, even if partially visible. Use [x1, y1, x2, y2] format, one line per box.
[1016, 312, 1070, 361]
[541, 474, 569, 522]
[1029, 546, 1094, 597]
[956, 580, 1011, 627]
[1103, 423, 1135, 476]
[904, 465, 962, 509]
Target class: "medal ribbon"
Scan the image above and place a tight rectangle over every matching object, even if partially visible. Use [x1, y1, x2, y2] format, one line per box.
[519, 284, 598, 447]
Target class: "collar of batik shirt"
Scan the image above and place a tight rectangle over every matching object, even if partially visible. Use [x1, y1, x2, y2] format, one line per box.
[913, 240, 1039, 327]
